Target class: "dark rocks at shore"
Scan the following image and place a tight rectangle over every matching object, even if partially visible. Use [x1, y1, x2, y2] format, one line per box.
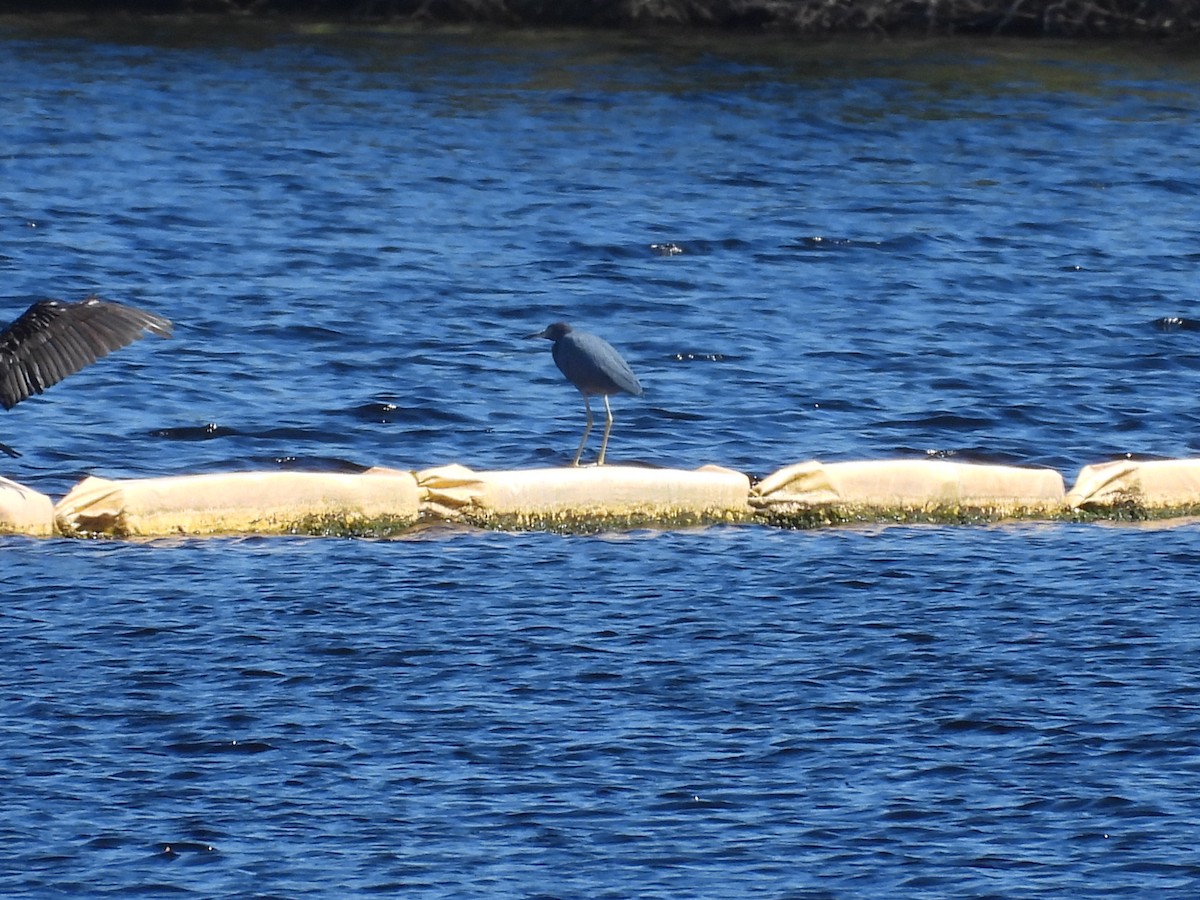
[3, 0, 1199, 37]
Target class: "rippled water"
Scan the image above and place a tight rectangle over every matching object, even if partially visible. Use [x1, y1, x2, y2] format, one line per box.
[2, 22, 1200, 897]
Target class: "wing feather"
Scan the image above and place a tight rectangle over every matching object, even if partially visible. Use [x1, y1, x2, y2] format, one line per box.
[0, 296, 173, 410]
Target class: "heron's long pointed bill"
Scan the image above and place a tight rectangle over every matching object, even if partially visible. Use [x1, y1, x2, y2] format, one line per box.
[524, 329, 548, 340]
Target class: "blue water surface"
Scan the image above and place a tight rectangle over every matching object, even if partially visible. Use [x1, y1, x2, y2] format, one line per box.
[2, 21, 1200, 898]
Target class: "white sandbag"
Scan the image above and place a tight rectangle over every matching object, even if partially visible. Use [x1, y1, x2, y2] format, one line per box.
[55, 467, 421, 537]
[1067, 459, 1200, 512]
[418, 464, 752, 529]
[753, 459, 1066, 523]
[0, 476, 55, 536]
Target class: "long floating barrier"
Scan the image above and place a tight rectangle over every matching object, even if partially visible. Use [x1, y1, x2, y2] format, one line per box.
[1, 458, 1199, 539]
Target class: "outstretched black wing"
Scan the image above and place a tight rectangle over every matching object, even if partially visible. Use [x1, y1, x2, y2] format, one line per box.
[0, 296, 173, 411]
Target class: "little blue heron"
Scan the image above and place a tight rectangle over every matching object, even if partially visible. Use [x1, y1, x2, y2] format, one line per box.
[527, 321, 643, 467]
[0, 295, 173, 457]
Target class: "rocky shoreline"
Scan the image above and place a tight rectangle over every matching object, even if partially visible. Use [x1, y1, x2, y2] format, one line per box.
[1, 0, 1198, 38]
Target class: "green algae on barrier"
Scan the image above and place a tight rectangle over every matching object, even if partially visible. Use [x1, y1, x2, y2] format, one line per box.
[284, 513, 422, 538]
[37, 503, 1200, 538]
[753, 502, 1075, 530]
[54, 511, 421, 540]
[755, 488, 1200, 529]
[453, 506, 754, 535]
[1066, 487, 1200, 524]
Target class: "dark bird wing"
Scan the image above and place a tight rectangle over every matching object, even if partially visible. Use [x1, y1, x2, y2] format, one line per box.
[0, 296, 173, 411]
[555, 330, 643, 397]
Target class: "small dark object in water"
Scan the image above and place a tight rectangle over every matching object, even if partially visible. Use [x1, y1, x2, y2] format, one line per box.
[526, 321, 643, 466]
[1154, 316, 1200, 332]
[0, 295, 172, 457]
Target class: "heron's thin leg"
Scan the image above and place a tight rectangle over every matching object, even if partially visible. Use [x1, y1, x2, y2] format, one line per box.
[597, 395, 615, 466]
[571, 396, 594, 467]
[0, 439, 20, 458]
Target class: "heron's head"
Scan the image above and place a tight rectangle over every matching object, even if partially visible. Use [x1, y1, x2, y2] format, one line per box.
[525, 322, 572, 341]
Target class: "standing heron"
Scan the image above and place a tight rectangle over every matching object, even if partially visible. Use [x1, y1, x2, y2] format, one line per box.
[527, 321, 643, 466]
[0, 295, 173, 457]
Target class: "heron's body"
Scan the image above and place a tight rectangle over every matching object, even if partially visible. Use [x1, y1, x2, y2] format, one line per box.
[528, 322, 642, 466]
[0, 296, 172, 457]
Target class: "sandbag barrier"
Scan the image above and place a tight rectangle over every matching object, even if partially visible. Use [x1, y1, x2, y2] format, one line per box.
[55, 468, 423, 538]
[1065, 459, 1200, 520]
[419, 463, 753, 532]
[3, 458, 1200, 539]
[752, 459, 1067, 527]
[0, 476, 56, 537]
